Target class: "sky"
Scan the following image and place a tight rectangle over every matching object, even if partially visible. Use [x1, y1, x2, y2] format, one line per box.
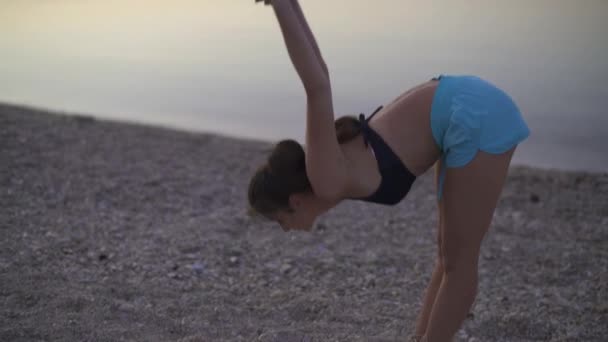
[1, 0, 607, 171]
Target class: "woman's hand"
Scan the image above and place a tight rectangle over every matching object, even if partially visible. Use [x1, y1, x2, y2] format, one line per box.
[255, 0, 291, 5]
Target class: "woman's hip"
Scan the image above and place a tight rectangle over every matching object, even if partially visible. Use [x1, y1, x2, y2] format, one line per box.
[429, 74, 530, 167]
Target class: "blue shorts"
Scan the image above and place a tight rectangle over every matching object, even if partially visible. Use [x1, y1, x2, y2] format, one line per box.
[430, 75, 530, 200]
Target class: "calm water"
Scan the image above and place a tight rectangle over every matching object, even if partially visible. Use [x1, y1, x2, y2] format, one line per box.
[1, 0, 607, 172]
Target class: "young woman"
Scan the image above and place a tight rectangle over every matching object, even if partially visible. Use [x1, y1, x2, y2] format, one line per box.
[248, 1, 530, 341]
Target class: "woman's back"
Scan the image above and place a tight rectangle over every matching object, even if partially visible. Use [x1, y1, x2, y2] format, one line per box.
[340, 78, 442, 178]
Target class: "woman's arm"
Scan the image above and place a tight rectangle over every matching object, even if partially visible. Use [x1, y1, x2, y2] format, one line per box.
[270, 0, 349, 199]
[290, 0, 329, 78]
[271, 0, 328, 93]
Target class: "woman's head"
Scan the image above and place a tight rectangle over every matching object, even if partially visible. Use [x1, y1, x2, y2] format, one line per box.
[247, 116, 361, 231]
[248, 140, 316, 231]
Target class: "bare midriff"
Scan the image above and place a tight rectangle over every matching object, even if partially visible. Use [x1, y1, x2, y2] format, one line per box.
[366, 79, 442, 176]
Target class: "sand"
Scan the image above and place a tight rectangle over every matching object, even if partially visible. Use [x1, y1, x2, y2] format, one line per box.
[1, 103, 606, 342]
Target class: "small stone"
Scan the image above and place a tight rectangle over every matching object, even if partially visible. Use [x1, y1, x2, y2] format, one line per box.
[181, 282, 195, 292]
[229, 256, 239, 266]
[530, 193, 540, 203]
[118, 301, 135, 311]
[191, 262, 205, 274]
[364, 273, 376, 287]
[98, 253, 108, 261]
[280, 263, 292, 274]
[594, 303, 608, 313]
[229, 248, 243, 257]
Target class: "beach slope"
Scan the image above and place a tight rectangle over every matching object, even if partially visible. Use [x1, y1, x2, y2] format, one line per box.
[1, 103, 606, 341]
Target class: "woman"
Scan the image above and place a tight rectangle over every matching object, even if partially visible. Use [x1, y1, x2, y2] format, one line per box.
[248, 1, 530, 341]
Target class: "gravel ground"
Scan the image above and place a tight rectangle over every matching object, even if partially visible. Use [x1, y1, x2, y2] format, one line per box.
[1, 103, 607, 342]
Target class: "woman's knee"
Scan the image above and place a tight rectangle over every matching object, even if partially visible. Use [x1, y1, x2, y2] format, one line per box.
[436, 227, 445, 269]
[440, 238, 480, 274]
[434, 228, 444, 273]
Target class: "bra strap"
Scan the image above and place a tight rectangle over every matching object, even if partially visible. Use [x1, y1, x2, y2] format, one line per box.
[358, 105, 384, 147]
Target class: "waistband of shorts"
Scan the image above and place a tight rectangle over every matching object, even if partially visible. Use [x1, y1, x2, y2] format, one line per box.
[429, 74, 452, 149]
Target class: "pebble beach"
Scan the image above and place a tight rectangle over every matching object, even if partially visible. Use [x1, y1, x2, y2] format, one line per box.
[1, 103, 607, 341]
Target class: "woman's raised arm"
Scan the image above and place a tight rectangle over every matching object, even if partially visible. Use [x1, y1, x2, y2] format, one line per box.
[265, 0, 350, 199]
[270, 0, 329, 93]
[290, 0, 329, 78]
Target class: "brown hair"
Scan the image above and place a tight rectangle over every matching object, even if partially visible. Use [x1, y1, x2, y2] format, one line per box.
[248, 116, 361, 218]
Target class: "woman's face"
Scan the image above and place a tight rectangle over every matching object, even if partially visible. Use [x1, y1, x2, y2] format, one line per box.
[273, 209, 316, 232]
[272, 191, 333, 232]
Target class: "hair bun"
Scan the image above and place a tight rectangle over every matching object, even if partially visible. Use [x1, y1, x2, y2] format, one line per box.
[267, 139, 306, 176]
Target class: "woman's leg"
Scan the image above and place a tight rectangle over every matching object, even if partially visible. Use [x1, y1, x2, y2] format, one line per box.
[414, 160, 445, 337]
[424, 147, 516, 342]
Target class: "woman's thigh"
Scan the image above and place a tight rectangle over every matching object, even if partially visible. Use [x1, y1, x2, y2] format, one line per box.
[439, 147, 516, 270]
[435, 159, 445, 260]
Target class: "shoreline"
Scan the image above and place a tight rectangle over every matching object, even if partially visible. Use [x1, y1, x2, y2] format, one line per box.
[2, 102, 606, 341]
[2, 100, 605, 175]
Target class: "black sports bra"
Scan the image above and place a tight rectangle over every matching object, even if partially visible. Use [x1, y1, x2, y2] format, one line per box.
[350, 106, 417, 205]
